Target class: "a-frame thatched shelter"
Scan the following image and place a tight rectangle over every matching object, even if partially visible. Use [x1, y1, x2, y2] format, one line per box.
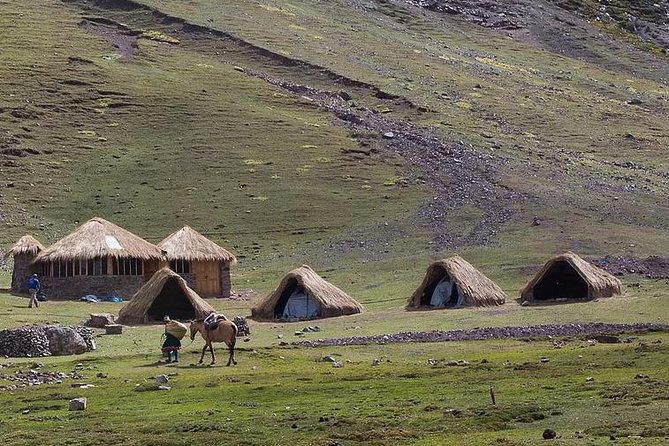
[520, 252, 622, 301]
[157, 226, 236, 298]
[251, 265, 363, 321]
[406, 256, 506, 309]
[5, 235, 45, 294]
[117, 267, 215, 324]
[34, 217, 164, 299]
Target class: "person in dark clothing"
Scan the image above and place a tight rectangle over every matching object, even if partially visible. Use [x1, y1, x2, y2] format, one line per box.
[161, 315, 181, 363]
[27, 274, 41, 308]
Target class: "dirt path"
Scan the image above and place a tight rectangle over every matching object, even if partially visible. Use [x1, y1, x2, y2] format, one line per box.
[291, 322, 667, 347]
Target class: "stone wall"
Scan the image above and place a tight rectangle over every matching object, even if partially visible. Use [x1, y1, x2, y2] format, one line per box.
[220, 263, 231, 298]
[41, 275, 145, 300]
[177, 272, 196, 290]
[10, 253, 39, 294]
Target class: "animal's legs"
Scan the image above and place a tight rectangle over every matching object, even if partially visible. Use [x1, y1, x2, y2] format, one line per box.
[198, 344, 208, 364]
[209, 343, 216, 365]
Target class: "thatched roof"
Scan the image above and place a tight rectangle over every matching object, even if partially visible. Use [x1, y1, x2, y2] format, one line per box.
[157, 226, 236, 264]
[36, 217, 163, 262]
[520, 252, 622, 301]
[117, 267, 215, 324]
[251, 265, 363, 320]
[5, 235, 45, 259]
[407, 256, 507, 308]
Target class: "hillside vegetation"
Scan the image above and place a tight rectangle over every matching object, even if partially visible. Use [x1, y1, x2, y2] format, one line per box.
[1, 0, 668, 293]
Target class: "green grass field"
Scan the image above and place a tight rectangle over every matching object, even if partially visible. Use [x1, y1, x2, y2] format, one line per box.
[1, 285, 668, 446]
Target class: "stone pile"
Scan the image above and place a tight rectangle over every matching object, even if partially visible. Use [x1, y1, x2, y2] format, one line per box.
[0, 325, 96, 357]
[233, 316, 250, 337]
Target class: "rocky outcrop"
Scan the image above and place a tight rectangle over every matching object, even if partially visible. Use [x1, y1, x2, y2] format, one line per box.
[0, 325, 95, 357]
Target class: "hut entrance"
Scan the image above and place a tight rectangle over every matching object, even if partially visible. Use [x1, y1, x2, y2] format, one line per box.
[274, 278, 321, 320]
[533, 261, 588, 300]
[421, 270, 463, 307]
[147, 277, 198, 321]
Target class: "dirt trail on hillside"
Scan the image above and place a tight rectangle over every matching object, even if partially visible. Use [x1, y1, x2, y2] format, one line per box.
[68, 0, 522, 249]
[291, 322, 668, 347]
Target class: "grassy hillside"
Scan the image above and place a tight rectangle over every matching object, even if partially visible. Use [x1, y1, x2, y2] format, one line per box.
[1, 0, 668, 290]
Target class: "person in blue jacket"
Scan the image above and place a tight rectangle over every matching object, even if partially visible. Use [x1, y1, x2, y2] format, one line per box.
[27, 274, 41, 308]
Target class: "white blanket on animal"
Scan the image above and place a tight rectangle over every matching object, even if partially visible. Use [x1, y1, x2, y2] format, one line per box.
[430, 277, 464, 307]
[281, 288, 321, 319]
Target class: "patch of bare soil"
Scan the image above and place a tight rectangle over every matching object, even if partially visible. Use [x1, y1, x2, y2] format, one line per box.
[593, 256, 669, 278]
[80, 18, 140, 60]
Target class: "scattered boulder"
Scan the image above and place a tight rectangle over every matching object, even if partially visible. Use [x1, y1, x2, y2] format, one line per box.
[338, 90, 352, 101]
[105, 324, 123, 335]
[542, 428, 557, 439]
[593, 335, 621, 344]
[321, 355, 337, 363]
[156, 375, 169, 384]
[85, 313, 115, 328]
[44, 326, 87, 356]
[69, 397, 87, 411]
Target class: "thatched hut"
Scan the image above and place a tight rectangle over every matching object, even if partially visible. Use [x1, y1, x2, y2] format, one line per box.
[117, 267, 215, 324]
[251, 265, 363, 321]
[520, 252, 622, 301]
[157, 226, 237, 298]
[5, 235, 45, 294]
[34, 217, 163, 299]
[406, 256, 507, 309]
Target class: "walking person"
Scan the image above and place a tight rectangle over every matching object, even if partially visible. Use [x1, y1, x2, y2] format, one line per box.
[27, 274, 41, 308]
[161, 316, 182, 363]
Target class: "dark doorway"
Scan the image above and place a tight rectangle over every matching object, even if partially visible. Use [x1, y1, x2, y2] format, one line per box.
[533, 261, 588, 300]
[421, 269, 461, 307]
[147, 278, 197, 321]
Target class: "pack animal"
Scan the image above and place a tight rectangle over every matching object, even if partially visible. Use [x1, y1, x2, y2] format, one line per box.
[189, 317, 238, 366]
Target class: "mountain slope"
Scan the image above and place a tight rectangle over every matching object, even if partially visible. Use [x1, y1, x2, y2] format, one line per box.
[1, 0, 668, 289]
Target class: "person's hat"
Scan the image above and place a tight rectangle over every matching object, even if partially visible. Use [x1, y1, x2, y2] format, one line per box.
[32, 273, 38, 277]
[163, 315, 170, 322]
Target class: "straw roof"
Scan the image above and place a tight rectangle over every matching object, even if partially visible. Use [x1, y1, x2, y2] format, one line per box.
[406, 256, 507, 308]
[117, 267, 215, 324]
[5, 235, 45, 259]
[520, 252, 622, 301]
[36, 217, 163, 262]
[157, 226, 236, 264]
[252, 265, 363, 320]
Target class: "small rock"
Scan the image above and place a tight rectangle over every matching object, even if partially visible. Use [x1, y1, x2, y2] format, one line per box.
[21, 409, 30, 414]
[542, 428, 557, 439]
[372, 358, 381, 366]
[332, 361, 344, 368]
[69, 397, 87, 411]
[321, 355, 337, 363]
[634, 374, 649, 379]
[156, 375, 169, 384]
[157, 385, 171, 391]
[338, 90, 352, 101]
[96, 372, 107, 378]
[233, 66, 245, 72]
[382, 131, 395, 139]
[627, 97, 643, 105]
[540, 358, 550, 363]
[594, 335, 620, 344]
[586, 376, 594, 382]
[105, 324, 123, 335]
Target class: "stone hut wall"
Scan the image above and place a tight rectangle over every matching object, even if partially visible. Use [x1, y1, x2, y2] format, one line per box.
[41, 276, 145, 300]
[220, 263, 232, 298]
[177, 272, 196, 290]
[10, 253, 39, 294]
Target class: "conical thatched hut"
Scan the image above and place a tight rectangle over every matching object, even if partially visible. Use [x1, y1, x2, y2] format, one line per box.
[520, 252, 622, 301]
[118, 268, 215, 324]
[406, 256, 507, 309]
[157, 226, 236, 298]
[34, 217, 163, 299]
[251, 265, 363, 321]
[5, 235, 45, 294]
